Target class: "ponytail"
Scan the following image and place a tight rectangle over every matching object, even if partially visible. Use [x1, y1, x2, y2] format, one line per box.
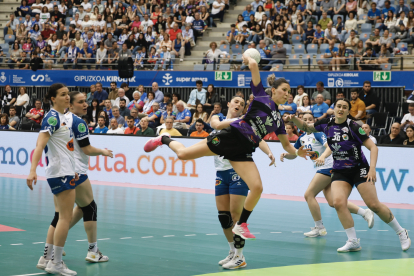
[69, 91, 82, 104]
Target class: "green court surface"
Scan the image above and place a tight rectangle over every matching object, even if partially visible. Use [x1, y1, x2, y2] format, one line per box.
[0, 177, 413, 276]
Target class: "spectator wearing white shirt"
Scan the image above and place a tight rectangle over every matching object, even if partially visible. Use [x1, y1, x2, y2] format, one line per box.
[107, 118, 125, 134]
[43, 0, 54, 11]
[362, 124, 377, 144]
[94, 0, 105, 14]
[30, 0, 43, 15]
[203, 41, 223, 64]
[15, 87, 30, 108]
[76, 6, 87, 21]
[58, 2, 67, 15]
[211, 0, 225, 26]
[96, 42, 107, 69]
[81, 0, 92, 13]
[345, 30, 359, 52]
[401, 103, 414, 132]
[94, 15, 106, 29]
[23, 14, 33, 31]
[187, 80, 207, 109]
[81, 15, 94, 32]
[113, 88, 131, 108]
[140, 14, 154, 33]
[324, 22, 339, 43]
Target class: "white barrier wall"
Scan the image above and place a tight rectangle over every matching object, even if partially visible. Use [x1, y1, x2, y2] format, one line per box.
[0, 132, 413, 204]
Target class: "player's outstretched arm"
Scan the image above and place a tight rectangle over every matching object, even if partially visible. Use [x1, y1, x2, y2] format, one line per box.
[258, 140, 275, 166]
[315, 145, 331, 167]
[279, 134, 313, 159]
[288, 114, 317, 133]
[27, 132, 50, 190]
[210, 115, 232, 130]
[242, 53, 260, 86]
[81, 145, 114, 157]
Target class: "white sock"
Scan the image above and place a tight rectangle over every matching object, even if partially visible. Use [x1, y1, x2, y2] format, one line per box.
[43, 243, 53, 260]
[228, 242, 235, 252]
[357, 208, 366, 217]
[388, 218, 404, 234]
[345, 227, 357, 241]
[88, 242, 98, 253]
[315, 220, 324, 228]
[235, 248, 243, 257]
[53, 245, 64, 263]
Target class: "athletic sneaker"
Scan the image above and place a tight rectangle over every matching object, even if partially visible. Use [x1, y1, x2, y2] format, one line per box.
[222, 254, 247, 270]
[398, 229, 411, 251]
[85, 249, 109, 263]
[337, 239, 362, 253]
[144, 133, 171, 152]
[232, 222, 256, 240]
[45, 260, 77, 276]
[304, 227, 327, 238]
[218, 250, 234, 266]
[36, 256, 49, 270]
[363, 209, 375, 229]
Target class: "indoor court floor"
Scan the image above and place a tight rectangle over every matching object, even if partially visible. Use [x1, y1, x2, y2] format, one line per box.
[0, 175, 413, 276]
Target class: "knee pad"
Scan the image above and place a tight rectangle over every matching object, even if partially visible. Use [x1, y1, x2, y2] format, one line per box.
[51, 212, 59, 228]
[218, 211, 233, 229]
[80, 200, 97, 222]
[233, 234, 246, 249]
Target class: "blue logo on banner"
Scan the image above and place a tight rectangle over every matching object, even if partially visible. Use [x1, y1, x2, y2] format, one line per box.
[376, 168, 410, 192]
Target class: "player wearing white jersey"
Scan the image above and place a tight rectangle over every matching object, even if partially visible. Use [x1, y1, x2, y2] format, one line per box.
[27, 84, 78, 276]
[213, 96, 275, 270]
[280, 113, 374, 238]
[36, 91, 113, 271]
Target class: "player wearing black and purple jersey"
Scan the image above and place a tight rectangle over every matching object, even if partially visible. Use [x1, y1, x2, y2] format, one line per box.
[289, 98, 411, 253]
[143, 54, 312, 243]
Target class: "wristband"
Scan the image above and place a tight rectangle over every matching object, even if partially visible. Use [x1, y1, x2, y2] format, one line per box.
[295, 149, 299, 156]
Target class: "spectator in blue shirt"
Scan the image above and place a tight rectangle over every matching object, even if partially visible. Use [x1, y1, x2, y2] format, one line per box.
[280, 94, 297, 115]
[103, 99, 114, 119]
[251, 0, 264, 11]
[225, 24, 238, 44]
[367, 2, 382, 24]
[317, 40, 338, 70]
[78, 42, 94, 69]
[147, 102, 162, 128]
[207, 102, 225, 124]
[187, 80, 207, 109]
[314, 24, 325, 46]
[175, 100, 192, 125]
[94, 116, 109, 133]
[192, 13, 207, 42]
[396, 0, 410, 16]
[311, 94, 330, 120]
[242, 5, 255, 21]
[93, 82, 108, 106]
[161, 102, 177, 124]
[381, 1, 395, 19]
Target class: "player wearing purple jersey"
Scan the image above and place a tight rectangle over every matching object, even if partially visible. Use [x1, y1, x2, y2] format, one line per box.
[289, 98, 411, 253]
[143, 54, 312, 242]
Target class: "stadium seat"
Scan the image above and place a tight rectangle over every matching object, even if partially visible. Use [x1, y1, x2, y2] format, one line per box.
[231, 44, 242, 55]
[359, 33, 370, 44]
[388, 32, 395, 39]
[380, 63, 391, 71]
[319, 44, 329, 53]
[219, 44, 229, 53]
[0, 44, 9, 52]
[206, 64, 215, 71]
[291, 34, 301, 43]
[358, 14, 368, 21]
[193, 64, 204, 71]
[302, 55, 312, 65]
[384, 102, 400, 117]
[306, 44, 318, 55]
[271, 64, 283, 71]
[334, 43, 340, 49]
[5, 35, 15, 45]
[284, 44, 292, 54]
[401, 103, 409, 116]
[66, 17, 72, 25]
[344, 32, 351, 41]
[360, 23, 372, 33]
[18, 17, 24, 24]
[375, 23, 382, 29]
[397, 42, 407, 49]
[234, 54, 243, 63]
[371, 112, 389, 136]
[289, 55, 300, 65]
[293, 44, 305, 55]
[219, 64, 230, 71]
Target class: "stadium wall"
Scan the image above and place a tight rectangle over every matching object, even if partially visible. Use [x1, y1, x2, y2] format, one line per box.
[0, 131, 413, 205]
[0, 69, 413, 88]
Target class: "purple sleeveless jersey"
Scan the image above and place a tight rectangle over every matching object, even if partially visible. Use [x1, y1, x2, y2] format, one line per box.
[314, 118, 369, 170]
[230, 81, 286, 146]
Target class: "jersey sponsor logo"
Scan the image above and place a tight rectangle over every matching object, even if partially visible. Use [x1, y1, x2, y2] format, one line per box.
[61, 177, 67, 183]
[78, 123, 87, 133]
[211, 137, 220, 145]
[342, 134, 349, 141]
[232, 173, 240, 181]
[310, 151, 319, 160]
[67, 138, 74, 151]
[215, 180, 222, 186]
[265, 116, 273, 126]
[341, 127, 349, 133]
[47, 116, 57, 126]
[332, 143, 341, 152]
[359, 127, 366, 135]
[70, 179, 75, 186]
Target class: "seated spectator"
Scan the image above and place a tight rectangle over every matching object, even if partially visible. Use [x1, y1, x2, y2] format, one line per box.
[112, 106, 125, 127]
[93, 82, 108, 107]
[159, 93, 171, 112]
[403, 125, 414, 145]
[349, 88, 366, 124]
[63, 40, 80, 70]
[345, 30, 359, 52]
[9, 50, 30, 70]
[311, 82, 331, 105]
[160, 102, 177, 124]
[171, 33, 186, 62]
[204, 84, 219, 107]
[107, 42, 120, 69]
[8, 106, 20, 128]
[379, 29, 393, 49]
[313, 24, 325, 47]
[147, 102, 162, 128]
[15, 87, 30, 108]
[311, 94, 329, 120]
[333, 42, 351, 71]
[96, 42, 107, 69]
[87, 99, 100, 127]
[175, 100, 192, 126]
[303, 21, 316, 49]
[367, 2, 381, 24]
[187, 80, 207, 109]
[192, 12, 207, 41]
[207, 102, 225, 124]
[364, 28, 380, 52]
[202, 42, 222, 64]
[1, 85, 17, 107]
[381, 1, 396, 22]
[20, 99, 44, 130]
[378, 122, 405, 144]
[190, 119, 210, 137]
[4, 13, 19, 37]
[191, 103, 208, 124]
[285, 122, 299, 141]
[263, 40, 286, 70]
[128, 91, 143, 111]
[318, 40, 338, 71]
[394, 24, 409, 45]
[362, 123, 377, 144]
[128, 108, 141, 127]
[77, 42, 94, 69]
[30, 51, 44, 71]
[224, 24, 238, 44]
[318, 12, 332, 30]
[124, 116, 139, 135]
[107, 118, 125, 134]
[41, 23, 55, 40]
[401, 103, 414, 132]
[324, 22, 339, 43]
[297, 95, 312, 114]
[135, 117, 155, 136]
[357, 47, 378, 70]
[211, 0, 225, 26]
[118, 99, 131, 119]
[0, 114, 16, 130]
[243, 5, 255, 21]
[359, 81, 379, 119]
[293, 85, 308, 107]
[160, 117, 182, 136]
[103, 99, 113, 119]
[114, 88, 130, 108]
[279, 94, 297, 115]
[154, 45, 172, 70]
[376, 44, 391, 65]
[143, 91, 156, 114]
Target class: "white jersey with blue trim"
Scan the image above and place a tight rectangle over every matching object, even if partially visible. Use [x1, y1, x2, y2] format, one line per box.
[293, 132, 333, 170]
[212, 117, 238, 171]
[70, 112, 90, 175]
[40, 109, 76, 178]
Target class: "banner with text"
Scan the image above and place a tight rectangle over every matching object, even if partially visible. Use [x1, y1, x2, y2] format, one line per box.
[0, 69, 412, 88]
[0, 132, 413, 204]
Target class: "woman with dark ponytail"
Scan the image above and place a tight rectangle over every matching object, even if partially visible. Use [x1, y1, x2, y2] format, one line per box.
[288, 98, 411, 253]
[27, 83, 79, 275]
[37, 91, 113, 269]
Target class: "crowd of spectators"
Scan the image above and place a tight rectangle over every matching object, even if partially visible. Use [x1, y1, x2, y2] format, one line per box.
[1, 79, 413, 146]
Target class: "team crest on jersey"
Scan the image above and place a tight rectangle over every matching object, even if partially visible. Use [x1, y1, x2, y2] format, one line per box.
[211, 137, 220, 145]
[78, 123, 87, 133]
[232, 174, 240, 181]
[310, 151, 319, 160]
[359, 127, 366, 135]
[312, 138, 316, 143]
[215, 180, 222, 186]
[342, 134, 349, 140]
[48, 116, 57, 126]
[67, 138, 74, 151]
[341, 127, 349, 133]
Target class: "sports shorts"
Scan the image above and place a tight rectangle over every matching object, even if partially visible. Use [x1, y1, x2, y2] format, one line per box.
[215, 169, 249, 197]
[75, 174, 88, 186]
[47, 175, 76, 195]
[316, 168, 332, 177]
[207, 126, 255, 162]
[331, 164, 370, 188]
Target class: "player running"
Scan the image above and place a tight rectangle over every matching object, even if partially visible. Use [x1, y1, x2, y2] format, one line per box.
[144, 54, 312, 240]
[280, 113, 374, 238]
[289, 98, 411, 252]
